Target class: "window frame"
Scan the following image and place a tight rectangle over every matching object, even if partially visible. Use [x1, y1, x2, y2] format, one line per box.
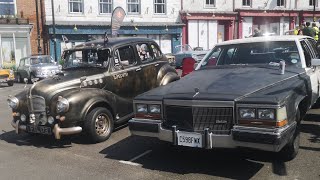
[242, 0, 251, 7]
[99, 0, 113, 14]
[68, 0, 84, 14]
[309, 0, 318, 7]
[204, 0, 216, 8]
[127, 0, 140, 15]
[0, 0, 16, 16]
[154, 0, 166, 15]
[113, 45, 137, 70]
[277, 0, 286, 7]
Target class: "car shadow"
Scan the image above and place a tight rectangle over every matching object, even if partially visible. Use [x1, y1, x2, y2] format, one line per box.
[99, 136, 293, 178]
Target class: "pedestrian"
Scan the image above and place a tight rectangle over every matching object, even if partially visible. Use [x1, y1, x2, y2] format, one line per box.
[302, 22, 316, 37]
[253, 28, 262, 37]
[312, 22, 319, 41]
[297, 24, 304, 35]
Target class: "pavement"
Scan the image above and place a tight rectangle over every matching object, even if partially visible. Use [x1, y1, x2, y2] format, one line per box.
[0, 83, 319, 180]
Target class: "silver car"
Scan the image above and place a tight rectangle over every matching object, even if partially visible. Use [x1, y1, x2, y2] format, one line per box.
[16, 55, 61, 83]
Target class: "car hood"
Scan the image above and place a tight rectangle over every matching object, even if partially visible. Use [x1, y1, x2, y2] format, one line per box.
[29, 68, 107, 99]
[138, 65, 306, 101]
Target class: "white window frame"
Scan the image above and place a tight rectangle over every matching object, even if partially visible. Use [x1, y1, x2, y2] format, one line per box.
[277, 0, 286, 7]
[309, 0, 318, 7]
[154, 0, 166, 15]
[127, 0, 140, 15]
[0, 0, 16, 16]
[69, 0, 83, 14]
[242, 0, 251, 7]
[99, 0, 112, 14]
[204, 0, 215, 8]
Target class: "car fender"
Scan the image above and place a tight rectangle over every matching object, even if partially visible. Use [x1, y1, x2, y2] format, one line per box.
[160, 72, 180, 86]
[157, 64, 179, 85]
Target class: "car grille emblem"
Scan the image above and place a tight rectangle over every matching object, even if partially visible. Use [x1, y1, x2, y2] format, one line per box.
[193, 88, 200, 97]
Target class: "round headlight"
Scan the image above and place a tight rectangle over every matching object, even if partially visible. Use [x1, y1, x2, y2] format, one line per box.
[48, 116, 55, 124]
[136, 104, 147, 113]
[7, 96, 19, 109]
[239, 108, 256, 119]
[20, 114, 26, 122]
[149, 104, 161, 114]
[56, 96, 69, 113]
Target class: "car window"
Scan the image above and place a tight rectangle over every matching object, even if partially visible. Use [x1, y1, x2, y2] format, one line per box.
[300, 40, 313, 67]
[150, 43, 162, 59]
[199, 47, 221, 67]
[136, 43, 152, 62]
[25, 58, 30, 65]
[114, 45, 136, 69]
[63, 49, 109, 69]
[19, 59, 25, 67]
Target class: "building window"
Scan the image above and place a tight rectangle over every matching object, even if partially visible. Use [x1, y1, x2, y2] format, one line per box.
[99, 0, 112, 14]
[0, 0, 15, 15]
[309, 0, 318, 6]
[242, 0, 251, 7]
[127, 0, 140, 14]
[205, 0, 215, 7]
[69, 0, 83, 13]
[154, 0, 166, 14]
[277, 0, 285, 7]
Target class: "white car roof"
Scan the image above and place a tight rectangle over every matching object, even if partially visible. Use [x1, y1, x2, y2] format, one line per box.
[216, 35, 312, 46]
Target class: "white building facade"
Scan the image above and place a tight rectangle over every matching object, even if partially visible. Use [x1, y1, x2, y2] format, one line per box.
[44, 0, 183, 58]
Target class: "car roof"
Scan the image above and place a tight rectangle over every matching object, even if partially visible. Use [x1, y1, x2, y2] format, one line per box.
[216, 35, 312, 46]
[72, 37, 156, 50]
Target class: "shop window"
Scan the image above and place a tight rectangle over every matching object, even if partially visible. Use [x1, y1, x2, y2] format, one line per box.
[69, 0, 83, 13]
[99, 0, 112, 14]
[205, 0, 215, 8]
[154, 0, 166, 14]
[242, 0, 251, 7]
[277, 0, 285, 7]
[309, 0, 318, 7]
[0, 0, 15, 15]
[127, 0, 140, 14]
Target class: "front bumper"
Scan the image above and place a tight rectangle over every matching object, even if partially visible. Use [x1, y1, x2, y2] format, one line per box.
[11, 120, 82, 139]
[129, 119, 297, 152]
[0, 77, 14, 83]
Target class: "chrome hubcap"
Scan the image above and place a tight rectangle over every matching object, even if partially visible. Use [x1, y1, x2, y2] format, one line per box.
[95, 113, 110, 136]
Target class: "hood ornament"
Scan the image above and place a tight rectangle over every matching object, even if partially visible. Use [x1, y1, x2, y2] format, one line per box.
[193, 88, 200, 97]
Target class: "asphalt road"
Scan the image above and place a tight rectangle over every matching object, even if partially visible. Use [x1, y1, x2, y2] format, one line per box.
[0, 83, 319, 180]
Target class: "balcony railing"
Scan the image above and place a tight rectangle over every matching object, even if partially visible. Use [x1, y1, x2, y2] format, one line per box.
[0, 18, 29, 25]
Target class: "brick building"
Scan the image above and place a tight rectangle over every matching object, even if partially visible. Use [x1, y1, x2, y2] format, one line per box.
[0, 0, 46, 67]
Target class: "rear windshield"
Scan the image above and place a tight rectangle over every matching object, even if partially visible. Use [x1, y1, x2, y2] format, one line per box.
[199, 41, 301, 68]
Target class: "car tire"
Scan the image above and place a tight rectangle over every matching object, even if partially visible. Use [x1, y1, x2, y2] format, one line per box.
[84, 107, 114, 143]
[29, 74, 35, 84]
[7, 81, 14, 86]
[279, 110, 300, 161]
[16, 74, 22, 83]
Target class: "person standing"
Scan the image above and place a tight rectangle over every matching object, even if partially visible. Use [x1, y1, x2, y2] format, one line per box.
[312, 22, 319, 41]
[303, 22, 316, 37]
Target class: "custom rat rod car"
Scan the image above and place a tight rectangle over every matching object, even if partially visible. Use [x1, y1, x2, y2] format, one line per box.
[8, 37, 179, 143]
[129, 36, 320, 160]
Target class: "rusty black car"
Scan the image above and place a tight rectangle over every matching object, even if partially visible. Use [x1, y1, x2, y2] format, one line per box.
[7, 37, 179, 143]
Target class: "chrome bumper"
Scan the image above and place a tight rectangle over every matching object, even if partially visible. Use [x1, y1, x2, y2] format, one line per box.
[129, 118, 297, 152]
[11, 120, 82, 139]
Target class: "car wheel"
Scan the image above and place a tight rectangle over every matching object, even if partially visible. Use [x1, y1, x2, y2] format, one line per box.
[7, 81, 14, 86]
[84, 107, 114, 143]
[16, 74, 22, 83]
[29, 74, 35, 84]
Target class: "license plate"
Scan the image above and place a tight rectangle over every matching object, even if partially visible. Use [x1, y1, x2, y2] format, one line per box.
[26, 125, 52, 135]
[177, 131, 202, 148]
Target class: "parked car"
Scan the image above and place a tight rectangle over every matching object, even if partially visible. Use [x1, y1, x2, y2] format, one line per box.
[8, 37, 179, 143]
[15, 55, 61, 83]
[0, 68, 14, 86]
[129, 36, 320, 160]
[173, 44, 209, 68]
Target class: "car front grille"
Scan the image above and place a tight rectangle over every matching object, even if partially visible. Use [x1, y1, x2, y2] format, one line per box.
[164, 104, 234, 134]
[0, 74, 9, 79]
[28, 95, 47, 125]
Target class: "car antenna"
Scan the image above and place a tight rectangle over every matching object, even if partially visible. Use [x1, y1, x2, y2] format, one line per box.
[104, 32, 108, 47]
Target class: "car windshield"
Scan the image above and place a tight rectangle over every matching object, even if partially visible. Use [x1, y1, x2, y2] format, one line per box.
[175, 44, 193, 53]
[30, 56, 52, 64]
[199, 41, 301, 69]
[63, 49, 109, 69]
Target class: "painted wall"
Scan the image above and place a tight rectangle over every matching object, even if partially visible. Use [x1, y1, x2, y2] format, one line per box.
[183, 0, 234, 12]
[235, 0, 320, 10]
[44, 0, 181, 25]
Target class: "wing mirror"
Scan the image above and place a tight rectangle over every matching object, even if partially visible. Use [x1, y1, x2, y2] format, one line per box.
[311, 59, 320, 66]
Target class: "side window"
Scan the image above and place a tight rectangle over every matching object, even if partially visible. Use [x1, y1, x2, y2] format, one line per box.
[150, 43, 162, 59]
[306, 39, 319, 58]
[300, 40, 313, 67]
[25, 58, 30, 65]
[19, 59, 25, 67]
[114, 45, 136, 69]
[136, 43, 152, 62]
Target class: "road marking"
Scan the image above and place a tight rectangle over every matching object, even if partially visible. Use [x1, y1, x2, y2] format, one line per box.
[119, 150, 152, 166]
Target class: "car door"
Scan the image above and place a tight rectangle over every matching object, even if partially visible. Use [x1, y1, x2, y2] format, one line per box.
[300, 39, 319, 104]
[107, 45, 142, 118]
[306, 38, 320, 99]
[17, 58, 27, 79]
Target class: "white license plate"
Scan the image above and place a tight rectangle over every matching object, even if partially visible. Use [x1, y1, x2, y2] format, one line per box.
[177, 131, 202, 148]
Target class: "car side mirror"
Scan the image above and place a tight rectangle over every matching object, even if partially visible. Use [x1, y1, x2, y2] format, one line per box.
[311, 59, 320, 66]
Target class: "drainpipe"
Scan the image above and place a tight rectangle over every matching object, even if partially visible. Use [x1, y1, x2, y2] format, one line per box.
[35, 0, 42, 54]
[51, 0, 57, 62]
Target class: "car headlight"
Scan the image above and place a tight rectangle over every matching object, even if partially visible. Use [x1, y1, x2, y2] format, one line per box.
[136, 104, 147, 113]
[239, 108, 255, 119]
[48, 116, 55, 124]
[56, 96, 69, 113]
[7, 96, 19, 109]
[258, 109, 275, 120]
[149, 104, 161, 114]
[20, 114, 26, 122]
